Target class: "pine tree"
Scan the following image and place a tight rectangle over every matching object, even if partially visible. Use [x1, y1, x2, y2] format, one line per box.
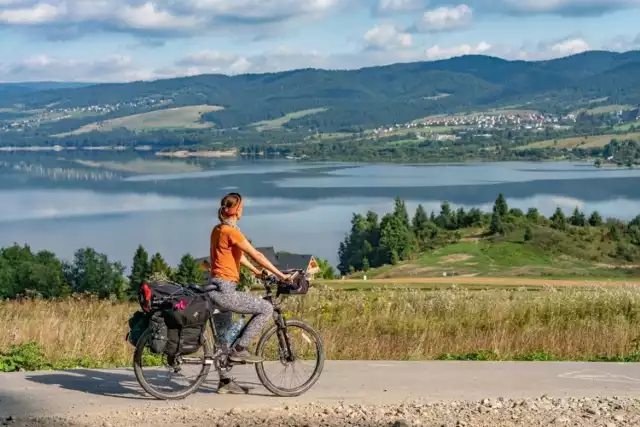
[570, 207, 586, 227]
[393, 197, 410, 228]
[589, 211, 603, 227]
[489, 211, 505, 235]
[493, 193, 509, 219]
[129, 245, 150, 297]
[175, 253, 204, 284]
[150, 252, 169, 275]
[526, 208, 540, 222]
[412, 204, 429, 232]
[551, 207, 567, 230]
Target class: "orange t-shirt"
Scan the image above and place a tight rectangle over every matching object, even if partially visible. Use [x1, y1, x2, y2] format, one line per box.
[210, 224, 247, 283]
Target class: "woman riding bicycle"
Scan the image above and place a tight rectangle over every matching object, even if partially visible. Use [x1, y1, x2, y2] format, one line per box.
[207, 192, 291, 394]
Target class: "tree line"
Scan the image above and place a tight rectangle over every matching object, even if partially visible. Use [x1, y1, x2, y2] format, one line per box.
[0, 244, 334, 300]
[337, 195, 640, 275]
[0, 245, 203, 300]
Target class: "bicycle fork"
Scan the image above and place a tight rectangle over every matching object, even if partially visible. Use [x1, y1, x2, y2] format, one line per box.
[274, 311, 296, 363]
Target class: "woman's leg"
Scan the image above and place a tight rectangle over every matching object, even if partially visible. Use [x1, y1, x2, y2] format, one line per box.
[208, 280, 273, 362]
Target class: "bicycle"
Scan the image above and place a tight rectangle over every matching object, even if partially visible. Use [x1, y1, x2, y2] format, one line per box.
[132, 269, 325, 400]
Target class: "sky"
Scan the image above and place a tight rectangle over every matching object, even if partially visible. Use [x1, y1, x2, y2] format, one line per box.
[1, 0, 640, 82]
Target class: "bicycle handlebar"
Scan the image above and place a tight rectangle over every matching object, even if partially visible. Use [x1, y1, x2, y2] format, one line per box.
[259, 269, 304, 288]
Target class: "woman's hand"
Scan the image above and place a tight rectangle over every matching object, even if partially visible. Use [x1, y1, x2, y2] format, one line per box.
[278, 272, 294, 283]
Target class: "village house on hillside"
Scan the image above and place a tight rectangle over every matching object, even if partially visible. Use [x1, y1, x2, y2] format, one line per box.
[197, 247, 320, 280]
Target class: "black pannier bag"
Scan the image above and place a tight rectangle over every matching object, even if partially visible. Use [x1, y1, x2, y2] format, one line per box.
[126, 311, 149, 347]
[148, 311, 168, 354]
[163, 295, 211, 357]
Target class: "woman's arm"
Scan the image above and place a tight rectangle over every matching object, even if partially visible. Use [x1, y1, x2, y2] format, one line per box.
[240, 254, 261, 276]
[236, 239, 289, 281]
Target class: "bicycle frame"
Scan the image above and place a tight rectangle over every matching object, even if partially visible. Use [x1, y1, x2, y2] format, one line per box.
[205, 269, 303, 368]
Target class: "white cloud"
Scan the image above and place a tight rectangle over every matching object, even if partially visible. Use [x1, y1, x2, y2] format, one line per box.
[117, 3, 202, 31]
[0, 3, 61, 24]
[176, 51, 253, 74]
[0, 0, 347, 39]
[376, 0, 425, 12]
[364, 23, 413, 50]
[425, 41, 491, 60]
[548, 38, 590, 56]
[415, 4, 473, 32]
[0, 54, 161, 82]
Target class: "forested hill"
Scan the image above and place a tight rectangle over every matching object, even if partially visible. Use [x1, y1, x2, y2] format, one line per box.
[2, 50, 640, 132]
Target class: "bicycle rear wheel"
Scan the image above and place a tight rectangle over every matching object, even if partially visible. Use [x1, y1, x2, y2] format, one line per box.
[133, 328, 212, 400]
[255, 319, 324, 397]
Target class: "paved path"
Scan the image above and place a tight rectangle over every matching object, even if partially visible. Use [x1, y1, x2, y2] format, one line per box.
[2, 361, 640, 418]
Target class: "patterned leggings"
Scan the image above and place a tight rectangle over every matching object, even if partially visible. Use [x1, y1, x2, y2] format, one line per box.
[207, 278, 273, 350]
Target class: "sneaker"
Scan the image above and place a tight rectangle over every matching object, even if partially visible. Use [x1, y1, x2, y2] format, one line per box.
[217, 379, 249, 394]
[229, 349, 263, 364]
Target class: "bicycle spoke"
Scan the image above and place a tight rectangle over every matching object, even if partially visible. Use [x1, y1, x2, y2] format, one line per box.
[256, 321, 323, 394]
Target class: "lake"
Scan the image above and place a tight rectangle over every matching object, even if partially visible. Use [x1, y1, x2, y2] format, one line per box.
[2, 153, 640, 268]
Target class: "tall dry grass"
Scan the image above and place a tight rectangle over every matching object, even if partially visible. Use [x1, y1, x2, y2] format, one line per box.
[2, 286, 640, 368]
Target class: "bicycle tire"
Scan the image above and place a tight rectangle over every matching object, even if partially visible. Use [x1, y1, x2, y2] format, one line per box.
[255, 319, 325, 397]
[133, 328, 212, 400]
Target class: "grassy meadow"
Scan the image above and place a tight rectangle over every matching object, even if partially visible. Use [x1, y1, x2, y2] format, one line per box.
[55, 105, 223, 136]
[518, 131, 640, 150]
[3, 284, 640, 371]
[252, 108, 328, 131]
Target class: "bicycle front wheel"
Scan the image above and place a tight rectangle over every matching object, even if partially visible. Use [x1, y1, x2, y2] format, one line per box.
[133, 328, 212, 400]
[255, 319, 325, 397]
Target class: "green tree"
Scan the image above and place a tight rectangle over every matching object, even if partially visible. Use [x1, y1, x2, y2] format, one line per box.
[175, 253, 204, 284]
[489, 211, 505, 235]
[315, 257, 336, 279]
[493, 193, 509, 219]
[65, 248, 126, 299]
[526, 208, 540, 222]
[551, 207, 567, 230]
[436, 201, 455, 230]
[610, 224, 622, 242]
[393, 196, 410, 228]
[150, 252, 170, 276]
[466, 208, 483, 227]
[412, 204, 429, 232]
[570, 207, 586, 227]
[379, 213, 417, 265]
[589, 211, 603, 227]
[524, 227, 533, 242]
[362, 257, 370, 272]
[129, 245, 150, 297]
[595, 158, 602, 168]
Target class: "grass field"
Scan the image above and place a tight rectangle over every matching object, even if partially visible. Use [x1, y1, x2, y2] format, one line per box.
[4, 285, 640, 370]
[54, 105, 223, 136]
[252, 108, 327, 132]
[614, 122, 639, 132]
[574, 104, 634, 115]
[518, 132, 640, 150]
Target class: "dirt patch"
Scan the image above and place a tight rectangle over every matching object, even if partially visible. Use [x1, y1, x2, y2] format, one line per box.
[439, 254, 474, 264]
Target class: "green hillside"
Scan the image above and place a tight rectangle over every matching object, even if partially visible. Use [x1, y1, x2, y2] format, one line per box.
[2, 50, 640, 135]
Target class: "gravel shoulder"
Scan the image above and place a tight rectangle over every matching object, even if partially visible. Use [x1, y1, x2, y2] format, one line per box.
[7, 398, 640, 427]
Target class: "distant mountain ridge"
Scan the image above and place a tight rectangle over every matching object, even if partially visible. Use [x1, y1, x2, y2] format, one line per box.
[2, 50, 640, 133]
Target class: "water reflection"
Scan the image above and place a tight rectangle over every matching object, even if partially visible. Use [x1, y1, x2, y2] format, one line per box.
[1, 159, 640, 267]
